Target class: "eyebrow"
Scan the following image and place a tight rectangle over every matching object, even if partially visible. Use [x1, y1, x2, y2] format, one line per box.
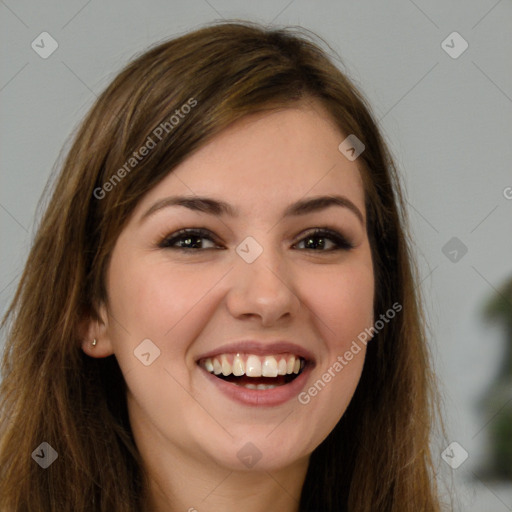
[140, 194, 365, 225]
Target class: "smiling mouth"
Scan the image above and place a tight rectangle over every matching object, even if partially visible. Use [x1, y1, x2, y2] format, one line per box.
[197, 353, 307, 390]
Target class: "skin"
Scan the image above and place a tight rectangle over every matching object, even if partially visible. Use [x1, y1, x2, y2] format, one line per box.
[83, 98, 375, 512]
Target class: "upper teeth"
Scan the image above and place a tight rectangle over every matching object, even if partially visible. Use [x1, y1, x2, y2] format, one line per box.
[201, 353, 304, 377]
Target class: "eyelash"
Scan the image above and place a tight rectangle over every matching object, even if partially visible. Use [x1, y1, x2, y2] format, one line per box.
[157, 227, 354, 252]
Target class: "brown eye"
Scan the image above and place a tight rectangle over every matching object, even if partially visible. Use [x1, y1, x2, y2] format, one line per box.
[159, 228, 221, 250]
[294, 228, 354, 251]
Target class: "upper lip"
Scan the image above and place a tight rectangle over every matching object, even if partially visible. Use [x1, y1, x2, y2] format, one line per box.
[195, 340, 316, 363]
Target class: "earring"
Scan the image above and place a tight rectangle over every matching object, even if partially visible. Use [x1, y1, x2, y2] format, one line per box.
[92, 338, 97, 347]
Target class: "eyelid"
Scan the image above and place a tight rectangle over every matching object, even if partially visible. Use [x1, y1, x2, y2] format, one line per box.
[157, 227, 222, 249]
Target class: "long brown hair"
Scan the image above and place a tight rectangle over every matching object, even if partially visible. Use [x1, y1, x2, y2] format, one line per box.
[0, 20, 445, 511]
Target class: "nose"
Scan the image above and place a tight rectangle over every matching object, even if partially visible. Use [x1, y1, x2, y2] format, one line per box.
[225, 241, 301, 327]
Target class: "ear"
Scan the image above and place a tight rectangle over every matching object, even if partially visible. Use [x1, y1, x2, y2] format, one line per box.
[79, 302, 115, 358]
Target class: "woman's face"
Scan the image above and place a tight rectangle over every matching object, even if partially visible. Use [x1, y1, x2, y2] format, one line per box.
[86, 100, 374, 473]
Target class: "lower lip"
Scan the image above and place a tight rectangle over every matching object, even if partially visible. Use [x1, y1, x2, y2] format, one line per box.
[198, 365, 313, 406]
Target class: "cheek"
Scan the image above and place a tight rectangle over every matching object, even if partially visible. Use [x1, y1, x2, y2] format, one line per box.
[296, 261, 373, 442]
[106, 253, 227, 376]
[105, 256, 215, 432]
[307, 259, 375, 352]
[107, 253, 207, 338]
[305, 253, 374, 408]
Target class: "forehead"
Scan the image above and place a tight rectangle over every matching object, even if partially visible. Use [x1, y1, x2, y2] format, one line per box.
[134, 101, 366, 220]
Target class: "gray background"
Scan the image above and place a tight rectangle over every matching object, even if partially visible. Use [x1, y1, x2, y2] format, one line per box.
[1, 1, 511, 510]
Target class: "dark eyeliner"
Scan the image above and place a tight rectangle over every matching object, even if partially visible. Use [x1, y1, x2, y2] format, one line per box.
[158, 227, 354, 251]
[157, 228, 220, 249]
[295, 228, 354, 251]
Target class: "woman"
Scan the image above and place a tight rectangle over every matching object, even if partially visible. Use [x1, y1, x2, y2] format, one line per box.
[0, 20, 445, 511]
